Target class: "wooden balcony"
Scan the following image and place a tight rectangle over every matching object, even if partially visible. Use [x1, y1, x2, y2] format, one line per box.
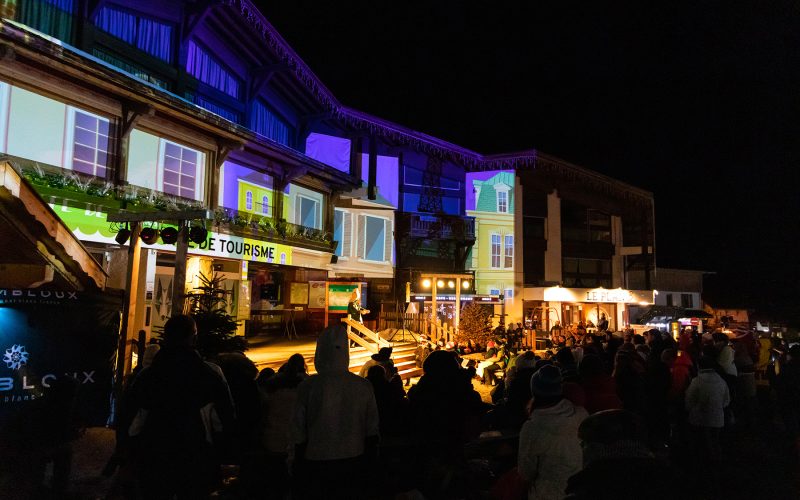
[397, 212, 476, 242]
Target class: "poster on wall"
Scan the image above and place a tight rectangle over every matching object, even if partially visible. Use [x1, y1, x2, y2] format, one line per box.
[289, 282, 309, 305]
[326, 283, 360, 312]
[308, 281, 326, 308]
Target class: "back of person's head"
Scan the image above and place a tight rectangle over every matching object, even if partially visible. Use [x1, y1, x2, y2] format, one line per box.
[366, 364, 387, 386]
[632, 334, 645, 345]
[555, 347, 575, 366]
[579, 409, 648, 444]
[162, 315, 197, 347]
[698, 355, 717, 370]
[530, 364, 563, 405]
[660, 348, 677, 365]
[256, 367, 275, 385]
[422, 349, 460, 378]
[286, 353, 306, 374]
[314, 325, 349, 374]
[578, 354, 604, 379]
[515, 350, 537, 370]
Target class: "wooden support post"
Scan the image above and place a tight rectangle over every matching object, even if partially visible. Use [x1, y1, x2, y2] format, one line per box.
[114, 221, 141, 403]
[171, 222, 190, 317]
[368, 135, 377, 200]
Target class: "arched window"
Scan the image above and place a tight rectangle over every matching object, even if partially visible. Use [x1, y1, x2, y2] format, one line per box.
[245, 191, 253, 210]
[261, 195, 269, 214]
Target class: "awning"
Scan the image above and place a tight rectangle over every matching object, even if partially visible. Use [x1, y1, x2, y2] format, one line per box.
[0, 161, 107, 290]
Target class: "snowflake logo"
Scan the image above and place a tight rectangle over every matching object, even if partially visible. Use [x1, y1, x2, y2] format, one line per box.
[3, 344, 29, 370]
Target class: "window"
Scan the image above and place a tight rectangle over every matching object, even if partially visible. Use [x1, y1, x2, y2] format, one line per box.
[666, 294, 674, 307]
[497, 190, 508, 213]
[160, 140, 203, 200]
[251, 100, 291, 147]
[681, 294, 693, 308]
[489, 288, 500, 296]
[504, 234, 514, 268]
[490, 233, 501, 268]
[68, 108, 111, 177]
[245, 191, 253, 210]
[261, 195, 269, 215]
[362, 215, 388, 262]
[296, 195, 320, 229]
[94, 6, 173, 62]
[505, 288, 514, 302]
[186, 40, 240, 98]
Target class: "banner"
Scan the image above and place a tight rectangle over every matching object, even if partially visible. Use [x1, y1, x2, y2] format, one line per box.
[48, 202, 294, 265]
[0, 292, 121, 434]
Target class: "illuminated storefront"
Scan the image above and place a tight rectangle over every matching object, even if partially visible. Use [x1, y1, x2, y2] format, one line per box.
[523, 286, 655, 332]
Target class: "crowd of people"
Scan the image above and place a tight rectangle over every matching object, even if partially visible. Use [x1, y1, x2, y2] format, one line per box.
[94, 315, 800, 499]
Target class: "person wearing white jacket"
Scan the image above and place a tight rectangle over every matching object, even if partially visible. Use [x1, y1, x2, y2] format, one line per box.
[685, 356, 731, 460]
[291, 325, 380, 499]
[518, 364, 588, 500]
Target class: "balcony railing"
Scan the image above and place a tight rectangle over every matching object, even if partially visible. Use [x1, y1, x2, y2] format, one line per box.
[397, 212, 476, 241]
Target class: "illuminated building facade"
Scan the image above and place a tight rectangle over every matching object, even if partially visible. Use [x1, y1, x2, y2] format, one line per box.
[0, 0, 656, 344]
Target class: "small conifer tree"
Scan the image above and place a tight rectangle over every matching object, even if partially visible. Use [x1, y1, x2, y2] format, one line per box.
[456, 302, 493, 344]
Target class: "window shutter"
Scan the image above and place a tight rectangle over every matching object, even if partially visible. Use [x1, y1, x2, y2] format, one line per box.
[356, 214, 366, 258]
[383, 219, 393, 262]
[342, 212, 352, 257]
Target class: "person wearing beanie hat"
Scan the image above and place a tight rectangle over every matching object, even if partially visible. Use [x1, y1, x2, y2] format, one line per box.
[519, 364, 588, 500]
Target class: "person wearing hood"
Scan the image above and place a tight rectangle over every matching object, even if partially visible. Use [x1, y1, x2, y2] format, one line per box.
[291, 325, 379, 499]
[518, 365, 588, 500]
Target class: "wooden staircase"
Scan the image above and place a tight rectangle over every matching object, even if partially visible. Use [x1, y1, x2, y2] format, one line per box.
[254, 340, 422, 381]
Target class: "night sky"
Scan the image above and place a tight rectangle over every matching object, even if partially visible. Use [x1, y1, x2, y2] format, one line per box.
[256, 1, 800, 324]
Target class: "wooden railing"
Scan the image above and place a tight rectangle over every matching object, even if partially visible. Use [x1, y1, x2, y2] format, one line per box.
[341, 317, 390, 353]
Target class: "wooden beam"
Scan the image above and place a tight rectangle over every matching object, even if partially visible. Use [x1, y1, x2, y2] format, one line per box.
[181, 0, 219, 43]
[248, 63, 291, 98]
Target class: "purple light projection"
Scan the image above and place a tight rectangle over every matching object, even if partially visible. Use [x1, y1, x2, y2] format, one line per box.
[361, 153, 399, 208]
[305, 132, 351, 172]
[465, 170, 513, 211]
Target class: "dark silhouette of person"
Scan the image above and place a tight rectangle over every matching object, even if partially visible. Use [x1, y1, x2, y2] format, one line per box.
[130, 315, 234, 499]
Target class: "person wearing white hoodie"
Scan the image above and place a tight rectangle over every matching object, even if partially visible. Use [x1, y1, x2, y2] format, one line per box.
[518, 364, 588, 500]
[291, 325, 379, 499]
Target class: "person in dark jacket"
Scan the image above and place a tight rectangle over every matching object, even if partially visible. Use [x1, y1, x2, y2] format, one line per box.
[565, 410, 689, 500]
[131, 315, 234, 499]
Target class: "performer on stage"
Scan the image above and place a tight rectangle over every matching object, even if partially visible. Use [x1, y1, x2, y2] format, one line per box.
[347, 288, 369, 347]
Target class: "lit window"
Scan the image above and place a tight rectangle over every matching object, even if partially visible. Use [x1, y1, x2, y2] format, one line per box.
[69, 109, 111, 178]
[497, 190, 508, 213]
[261, 195, 269, 214]
[491, 234, 501, 268]
[504, 235, 514, 268]
[161, 140, 203, 200]
[505, 288, 514, 302]
[489, 288, 500, 296]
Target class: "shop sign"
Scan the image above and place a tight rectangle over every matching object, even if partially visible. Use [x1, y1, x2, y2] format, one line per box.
[0, 289, 79, 306]
[584, 289, 633, 303]
[543, 287, 654, 304]
[48, 202, 293, 264]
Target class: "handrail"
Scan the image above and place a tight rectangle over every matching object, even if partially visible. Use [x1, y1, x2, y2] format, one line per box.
[341, 317, 390, 350]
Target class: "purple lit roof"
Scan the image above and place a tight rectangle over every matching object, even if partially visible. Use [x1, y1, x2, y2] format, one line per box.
[227, 0, 652, 202]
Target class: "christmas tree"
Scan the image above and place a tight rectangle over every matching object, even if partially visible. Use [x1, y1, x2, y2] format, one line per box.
[456, 302, 493, 344]
[186, 272, 248, 356]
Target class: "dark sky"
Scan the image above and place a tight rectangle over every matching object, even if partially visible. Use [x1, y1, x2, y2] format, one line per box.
[256, 1, 800, 323]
